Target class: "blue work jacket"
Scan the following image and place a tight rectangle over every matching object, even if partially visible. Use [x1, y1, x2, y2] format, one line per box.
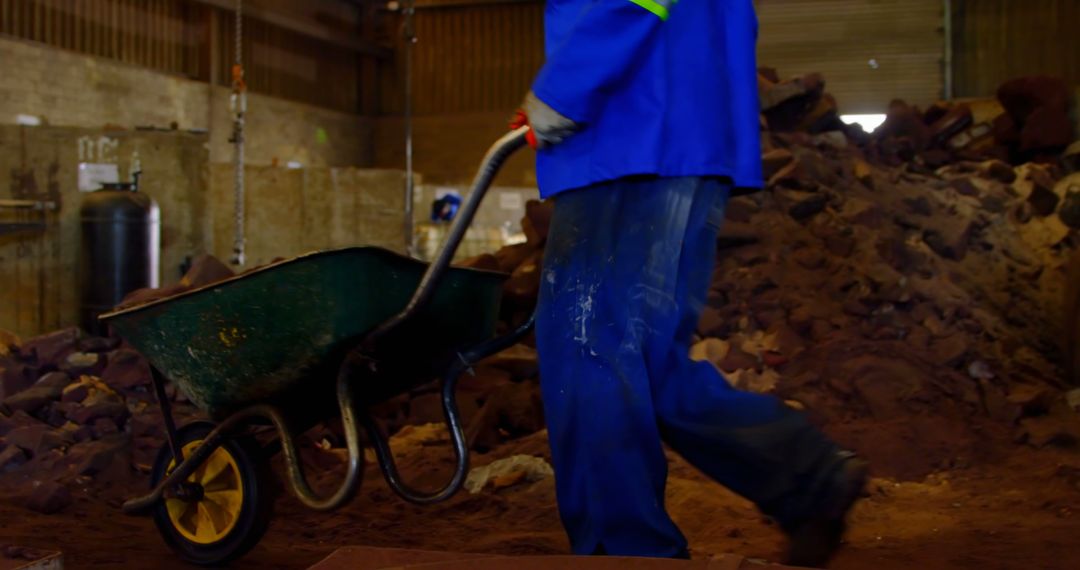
[533, 0, 763, 198]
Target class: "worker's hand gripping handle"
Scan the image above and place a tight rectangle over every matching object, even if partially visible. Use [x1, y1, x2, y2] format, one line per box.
[364, 126, 530, 347]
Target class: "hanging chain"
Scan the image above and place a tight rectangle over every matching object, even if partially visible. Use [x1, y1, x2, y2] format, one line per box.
[403, 0, 417, 256]
[230, 0, 247, 266]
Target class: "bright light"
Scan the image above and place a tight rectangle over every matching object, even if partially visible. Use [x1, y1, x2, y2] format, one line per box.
[286, 161, 303, 169]
[841, 114, 887, 134]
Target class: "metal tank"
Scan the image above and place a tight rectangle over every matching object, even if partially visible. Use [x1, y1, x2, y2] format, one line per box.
[79, 178, 160, 335]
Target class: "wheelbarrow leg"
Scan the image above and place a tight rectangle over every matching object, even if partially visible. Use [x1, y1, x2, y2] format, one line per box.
[149, 366, 184, 464]
[126, 363, 369, 515]
[365, 312, 536, 505]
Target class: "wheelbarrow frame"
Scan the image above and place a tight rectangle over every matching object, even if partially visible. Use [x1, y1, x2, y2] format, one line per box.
[118, 126, 533, 516]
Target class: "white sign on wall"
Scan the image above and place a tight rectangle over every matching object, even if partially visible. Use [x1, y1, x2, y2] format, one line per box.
[77, 163, 120, 192]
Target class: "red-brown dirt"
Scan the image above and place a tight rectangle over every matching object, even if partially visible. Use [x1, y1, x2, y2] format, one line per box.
[3, 424, 1080, 570]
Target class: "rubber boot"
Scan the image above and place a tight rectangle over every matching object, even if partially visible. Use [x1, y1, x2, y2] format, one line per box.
[784, 454, 869, 568]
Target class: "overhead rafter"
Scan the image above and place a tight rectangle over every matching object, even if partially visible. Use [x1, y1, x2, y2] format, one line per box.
[191, 0, 390, 57]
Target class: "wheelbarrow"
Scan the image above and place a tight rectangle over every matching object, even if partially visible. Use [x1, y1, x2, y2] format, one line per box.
[100, 127, 533, 565]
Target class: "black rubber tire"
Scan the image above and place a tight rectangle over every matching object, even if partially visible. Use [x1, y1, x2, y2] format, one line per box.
[150, 421, 274, 566]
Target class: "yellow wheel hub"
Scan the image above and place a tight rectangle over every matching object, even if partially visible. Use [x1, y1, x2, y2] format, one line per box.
[164, 440, 245, 544]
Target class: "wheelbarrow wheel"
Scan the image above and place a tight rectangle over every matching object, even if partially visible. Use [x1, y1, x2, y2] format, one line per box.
[150, 421, 273, 566]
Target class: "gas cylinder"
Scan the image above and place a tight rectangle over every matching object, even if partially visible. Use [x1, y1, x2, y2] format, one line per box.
[79, 179, 160, 334]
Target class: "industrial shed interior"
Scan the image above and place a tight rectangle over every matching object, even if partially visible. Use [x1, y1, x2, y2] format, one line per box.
[0, 0, 1079, 569]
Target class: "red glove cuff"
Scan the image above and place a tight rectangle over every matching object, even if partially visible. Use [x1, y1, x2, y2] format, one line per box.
[510, 110, 539, 149]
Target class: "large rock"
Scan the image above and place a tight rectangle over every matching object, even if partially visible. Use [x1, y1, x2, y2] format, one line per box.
[59, 352, 104, 377]
[1, 362, 38, 401]
[502, 250, 543, 307]
[690, 338, 731, 366]
[0, 410, 43, 437]
[923, 221, 975, 261]
[66, 434, 132, 479]
[983, 160, 1017, 183]
[1059, 184, 1080, 229]
[2, 383, 62, 414]
[458, 253, 500, 272]
[997, 76, 1069, 124]
[1064, 140, 1080, 174]
[784, 191, 829, 221]
[466, 381, 544, 452]
[522, 200, 554, 245]
[1019, 414, 1080, 448]
[928, 104, 973, 147]
[482, 344, 539, 381]
[762, 148, 796, 181]
[99, 349, 151, 390]
[22, 481, 72, 514]
[492, 243, 537, 274]
[0, 445, 27, 472]
[62, 375, 124, 409]
[932, 334, 971, 368]
[1006, 384, 1055, 417]
[718, 346, 759, 373]
[1026, 182, 1060, 217]
[19, 327, 80, 367]
[790, 146, 841, 187]
[179, 254, 235, 288]
[0, 329, 20, 357]
[852, 158, 874, 188]
[35, 372, 73, 391]
[116, 283, 188, 310]
[761, 73, 826, 132]
[1020, 106, 1074, 153]
[875, 100, 931, 150]
[68, 401, 129, 426]
[996, 76, 1074, 156]
[5, 424, 72, 457]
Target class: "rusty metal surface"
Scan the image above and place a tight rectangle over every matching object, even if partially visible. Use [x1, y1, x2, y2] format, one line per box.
[307, 546, 809, 570]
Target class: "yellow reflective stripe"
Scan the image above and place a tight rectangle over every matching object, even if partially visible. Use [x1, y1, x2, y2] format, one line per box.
[629, 0, 670, 20]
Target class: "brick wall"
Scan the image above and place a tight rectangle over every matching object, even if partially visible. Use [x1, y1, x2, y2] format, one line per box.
[0, 36, 372, 168]
[0, 124, 409, 337]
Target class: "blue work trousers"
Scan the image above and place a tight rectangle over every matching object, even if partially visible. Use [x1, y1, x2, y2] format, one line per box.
[535, 177, 843, 557]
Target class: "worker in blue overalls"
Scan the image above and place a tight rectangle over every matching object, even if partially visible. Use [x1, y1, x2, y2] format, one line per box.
[512, 0, 867, 566]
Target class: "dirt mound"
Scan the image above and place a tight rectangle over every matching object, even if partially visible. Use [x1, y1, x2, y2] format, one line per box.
[459, 71, 1080, 481]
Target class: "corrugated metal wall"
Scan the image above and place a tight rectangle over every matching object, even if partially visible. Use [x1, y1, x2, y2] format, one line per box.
[952, 0, 1080, 98]
[212, 10, 360, 113]
[379, 0, 544, 116]
[756, 0, 944, 113]
[379, 0, 943, 116]
[0, 0, 363, 113]
[0, 0, 205, 78]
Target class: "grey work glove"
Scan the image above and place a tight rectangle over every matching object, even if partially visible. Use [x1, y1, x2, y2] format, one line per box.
[518, 91, 578, 149]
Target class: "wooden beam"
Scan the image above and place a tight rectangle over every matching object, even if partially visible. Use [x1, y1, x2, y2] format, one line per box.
[408, 0, 540, 9]
[190, 0, 390, 57]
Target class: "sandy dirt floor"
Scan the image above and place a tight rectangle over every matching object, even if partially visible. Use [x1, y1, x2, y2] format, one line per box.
[3, 426, 1080, 570]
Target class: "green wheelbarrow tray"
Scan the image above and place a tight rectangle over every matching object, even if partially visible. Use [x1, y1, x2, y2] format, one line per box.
[101, 246, 506, 420]
[113, 128, 534, 562]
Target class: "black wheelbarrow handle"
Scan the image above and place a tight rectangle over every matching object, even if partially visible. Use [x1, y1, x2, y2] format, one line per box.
[364, 125, 530, 348]
[354, 125, 532, 505]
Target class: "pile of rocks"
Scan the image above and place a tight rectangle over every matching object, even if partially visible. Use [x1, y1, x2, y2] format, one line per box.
[759, 71, 1079, 171]
[460, 72, 1080, 479]
[0, 326, 196, 514]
